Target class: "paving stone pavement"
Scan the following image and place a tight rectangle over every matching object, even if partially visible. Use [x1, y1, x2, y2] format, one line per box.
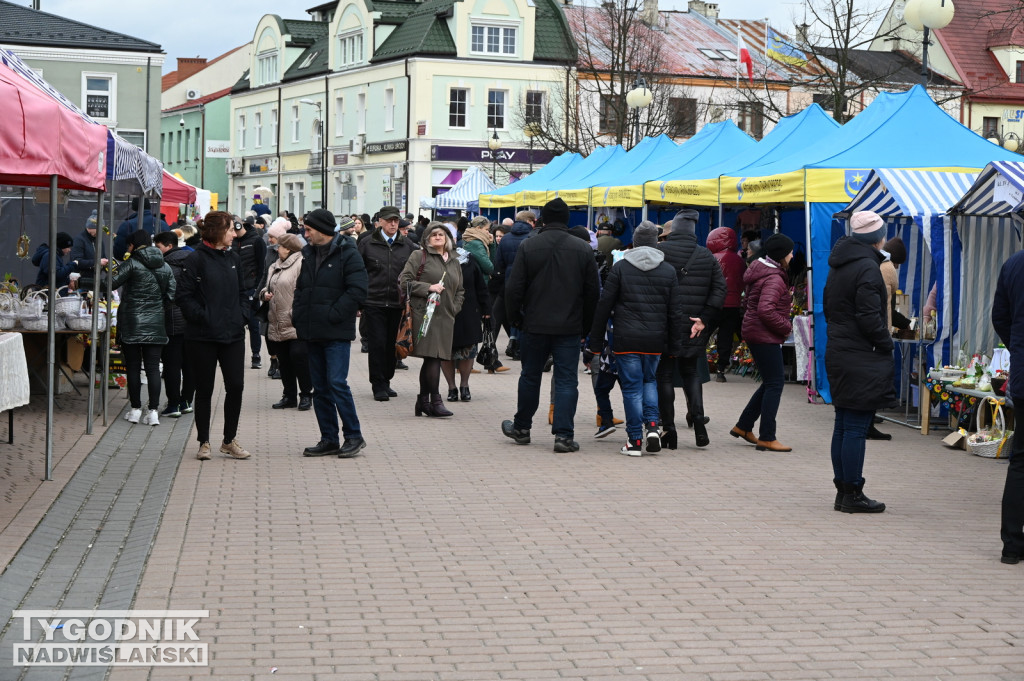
[3, 346, 1023, 681]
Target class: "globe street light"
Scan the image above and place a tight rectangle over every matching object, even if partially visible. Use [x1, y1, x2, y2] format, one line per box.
[523, 122, 541, 173]
[488, 129, 502, 182]
[625, 71, 653, 148]
[903, 0, 955, 89]
[299, 98, 328, 208]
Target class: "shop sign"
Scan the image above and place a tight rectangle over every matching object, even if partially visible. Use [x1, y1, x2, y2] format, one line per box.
[332, 152, 349, 165]
[417, 121, 428, 136]
[365, 140, 409, 154]
[995, 176, 1023, 206]
[205, 140, 230, 158]
[430, 145, 555, 164]
[1004, 109, 1024, 123]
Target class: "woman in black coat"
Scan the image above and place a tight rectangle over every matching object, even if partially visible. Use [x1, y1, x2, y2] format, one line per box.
[823, 211, 895, 514]
[442, 249, 490, 402]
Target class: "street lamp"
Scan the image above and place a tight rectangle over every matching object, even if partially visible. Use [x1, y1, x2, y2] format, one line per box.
[523, 122, 541, 174]
[299, 98, 328, 208]
[902, 0, 955, 89]
[488, 129, 502, 183]
[625, 71, 653, 148]
[986, 127, 1022, 154]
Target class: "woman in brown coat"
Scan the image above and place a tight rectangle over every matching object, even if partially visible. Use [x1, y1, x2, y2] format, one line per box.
[259, 233, 313, 410]
[399, 222, 465, 417]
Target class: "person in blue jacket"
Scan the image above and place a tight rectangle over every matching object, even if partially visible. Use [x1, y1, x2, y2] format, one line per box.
[992, 249, 1024, 565]
[31, 232, 76, 288]
[113, 198, 168, 259]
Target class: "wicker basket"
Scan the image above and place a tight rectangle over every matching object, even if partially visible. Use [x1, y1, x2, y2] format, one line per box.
[54, 286, 81, 318]
[967, 399, 1013, 459]
[19, 290, 52, 331]
[0, 293, 18, 330]
[65, 310, 106, 332]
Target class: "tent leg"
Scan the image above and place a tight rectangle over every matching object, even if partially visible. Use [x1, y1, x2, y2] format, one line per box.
[641, 203, 648, 222]
[804, 200, 816, 399]
[86, 191, 103, 435]
[45, 175, 58, 481]
[102, 190, 116, 426]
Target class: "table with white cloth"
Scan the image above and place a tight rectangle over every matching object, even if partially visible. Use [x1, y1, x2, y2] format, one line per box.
[0, 332, 31, 443]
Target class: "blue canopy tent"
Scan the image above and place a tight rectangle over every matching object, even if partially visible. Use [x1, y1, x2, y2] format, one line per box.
[478, 152, 582, 208]
[553, 135, 679, 206]
[950, 161, 1024, 357]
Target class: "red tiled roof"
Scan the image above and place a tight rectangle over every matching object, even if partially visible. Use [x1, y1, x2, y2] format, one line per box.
[719, 19, 827, 80]
[564, 7, 793, 82]
[933, 0, 1024, 102]
[162, 86, 233, 112]
[161, 44, 247, 93]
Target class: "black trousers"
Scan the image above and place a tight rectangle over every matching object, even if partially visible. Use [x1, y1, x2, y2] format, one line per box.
[362, 305, 402, 391]
[1003, 434, 1024, 557]
[162, 333, 195, 407]
[244, 288, 262, 358]
[267, 338, 312, 399]
[707, 307, 742, 373]
[122, 343, 163, 411]
[656, 354, 703, 431]
[187, 339, 244, 445]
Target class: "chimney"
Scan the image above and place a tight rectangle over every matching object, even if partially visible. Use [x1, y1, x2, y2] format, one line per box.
[687, 0, 719, 21]
[795, 23, 810, 45]
[175, 57, 208, 80]
[32, 1, 40, 9]
[641, 0, 659, 27]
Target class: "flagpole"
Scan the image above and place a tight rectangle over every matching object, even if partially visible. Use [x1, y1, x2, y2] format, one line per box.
[736, 30, 740, 87]
[765, 18, 769, 61]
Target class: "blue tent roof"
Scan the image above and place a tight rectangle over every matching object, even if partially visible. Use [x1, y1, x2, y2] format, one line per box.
[434, 166, 496, 209]
[548, 145, 628, 203]
[482, 152, 581, 198]
[554, 135, 679, 192]
[840, 169, 978, 217]
[739, 85, 1020, 179]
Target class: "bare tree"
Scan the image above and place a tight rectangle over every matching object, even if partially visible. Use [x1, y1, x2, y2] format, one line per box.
[512, 0, 698, 155]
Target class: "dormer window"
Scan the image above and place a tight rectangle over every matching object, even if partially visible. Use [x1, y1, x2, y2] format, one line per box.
[471, 22, 517, 56]
[256, 51, 278, 86]
[338, 30, 364, 67]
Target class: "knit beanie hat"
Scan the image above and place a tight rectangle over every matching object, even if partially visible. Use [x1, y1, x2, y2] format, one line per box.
[540, 197, 570, 226]
[568, 225, 591, 243]
[763, 233, 794, 263]
[850, 210, 886, 244]
[304, 208, 338, 236]
[268, 217, 290, 239]
[56, 232, 74, 250]
[85, 210, 98, 230]
[277, 233, 304, 253]
[671, 209, 699, 235]
[884, 236, 906, 265]
[632, 222, 660, 247]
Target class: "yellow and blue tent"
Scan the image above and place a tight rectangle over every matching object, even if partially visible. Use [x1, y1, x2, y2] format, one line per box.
[553, 135, 680, 206]
[478, 152, 582, 208]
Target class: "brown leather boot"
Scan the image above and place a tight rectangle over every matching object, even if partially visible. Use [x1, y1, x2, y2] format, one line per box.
[548, 403, 554, 425]
[755, 439, 792, 452]
[428, 393, 454, 418]
[729, 426, 758, 445]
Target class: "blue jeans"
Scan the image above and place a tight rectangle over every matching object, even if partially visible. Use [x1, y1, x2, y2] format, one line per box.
[736, 343, 784, 441]
[593, 370, 618, 426]
[515, 331, 580, 439]
[616, 353, 661, 441]
[307, 340, 361, 443]
[830, 406, 874, 484]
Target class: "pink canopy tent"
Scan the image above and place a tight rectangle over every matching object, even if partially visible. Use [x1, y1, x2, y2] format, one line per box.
[159, 171, 198, 222]
[0, 58, 107, 190]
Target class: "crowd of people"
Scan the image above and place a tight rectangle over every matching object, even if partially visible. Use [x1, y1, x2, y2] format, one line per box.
[73, 191, 1024, 557]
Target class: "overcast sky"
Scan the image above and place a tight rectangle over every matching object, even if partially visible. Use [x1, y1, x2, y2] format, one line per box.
[29, 0, 804, 73]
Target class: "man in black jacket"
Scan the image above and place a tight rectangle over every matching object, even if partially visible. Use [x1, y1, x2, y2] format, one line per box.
[502, 198, 600, 453]
[992, 248, 1024, 564]
[357, 205, 419, 401]
[235, 218, 268, 369]
[154, 231, 194, 418]
[293, 209, 369, 458]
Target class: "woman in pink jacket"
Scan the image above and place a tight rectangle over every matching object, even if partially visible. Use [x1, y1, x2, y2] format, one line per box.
[730, 233, 795, 452]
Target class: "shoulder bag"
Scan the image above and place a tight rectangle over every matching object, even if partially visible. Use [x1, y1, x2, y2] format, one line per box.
[396, 251, 427, 359]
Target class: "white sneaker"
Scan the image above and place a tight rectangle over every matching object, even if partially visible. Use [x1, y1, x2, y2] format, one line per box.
[125, 408, 142, 423]
[142, 409, 160, 426]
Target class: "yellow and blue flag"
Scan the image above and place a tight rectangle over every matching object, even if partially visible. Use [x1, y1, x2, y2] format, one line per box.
[767, 27, 807, 67]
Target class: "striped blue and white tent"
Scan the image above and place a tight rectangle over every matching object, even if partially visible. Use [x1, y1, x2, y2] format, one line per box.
[950, 161, 1024, 355]
[107, 132, 163, 196]
[431, 166, 497, 211]
[839, 169, 979, 370]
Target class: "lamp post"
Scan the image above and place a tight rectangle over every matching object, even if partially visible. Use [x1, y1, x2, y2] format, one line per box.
[523, 122, 540, 173]
[902, 0, 956, 89]
[625, 71, 653, 148]
[488, 129, 502, 182]
[299, 98, 328, 208]
[986, 127, 1022, 154]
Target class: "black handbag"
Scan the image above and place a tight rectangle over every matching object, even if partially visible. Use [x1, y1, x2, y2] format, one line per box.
[477, 324, 498, 368]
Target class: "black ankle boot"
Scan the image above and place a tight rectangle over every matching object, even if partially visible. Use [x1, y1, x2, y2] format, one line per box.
[833, 479, 842, 511]
[415, 393, 430, 416]
[693, 418, 709, 447]
[660, 428, 678, 450]
[839, 480, 886, 513]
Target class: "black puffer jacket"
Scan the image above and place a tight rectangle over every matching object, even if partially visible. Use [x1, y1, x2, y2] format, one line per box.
[293, 233, 368, 342]
[588, 246, 684, 355]
[161, 246, 191, 336]
[110, 246, 174, 345]
[357, 228, 419, 308]
[656, 230, 727, 354]
[235, 226, 267, 290]
[505, 223, 600, 336]
[70, 229, 106, 271]
[823, 236, 896, 410]
[175, 243, 248, 344]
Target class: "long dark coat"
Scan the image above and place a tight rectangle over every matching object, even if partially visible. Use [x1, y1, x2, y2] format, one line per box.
[451, 257, 490, 349]
[399, 246, 465, 359]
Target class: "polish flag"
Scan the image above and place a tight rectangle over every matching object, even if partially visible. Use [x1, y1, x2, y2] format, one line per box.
[738, 32, 753, 83]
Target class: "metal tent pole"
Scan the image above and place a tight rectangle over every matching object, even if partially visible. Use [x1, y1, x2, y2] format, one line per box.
[45, 175, 57, 481]
[101, 189, 116, 425]
[86, 190, 103, 434]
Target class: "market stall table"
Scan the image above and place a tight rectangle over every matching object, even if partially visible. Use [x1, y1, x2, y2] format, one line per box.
[0, 332, 31, 443]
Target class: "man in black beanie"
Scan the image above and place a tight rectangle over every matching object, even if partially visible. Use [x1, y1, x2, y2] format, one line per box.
[502, 197, 600, 453]
[32, 231, 77, 288]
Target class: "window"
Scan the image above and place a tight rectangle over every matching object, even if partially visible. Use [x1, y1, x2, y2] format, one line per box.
[449, 88, 468, 128]
[338, 31, 364, 67]
[291, 105, 300, 142]
[984, 116, 1001, 138]
[526, 90, 544, 124]
[238, 114, 246, 150]
[271, 108, 278, 144]
[335, 96, 344, 136]
[82, 74, 114, 120]
[487, 90, 506, 129]
[699, 48, 725, 60]
[1017, 61, 1024, 84]
[312, 120, 323, 163]
[470, 24, 516, 55]
[357, 93, 366, 134]
[598, 95, 620, 135]
[194, 126, 200, 160]
[719, 49, 738, 60]
[117, 130, 145, 152]
[384, 88, 395, 131]
[256, 51, 278, 86]
[176, 130, 182, 162]
[184, 129, 191, 160]
[238, 184, 247, 215]
[813, 92, 834, 110]
[668, 97, 697, 137]
[255, 112, 263, 147]
[738, 102, 764, 139]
